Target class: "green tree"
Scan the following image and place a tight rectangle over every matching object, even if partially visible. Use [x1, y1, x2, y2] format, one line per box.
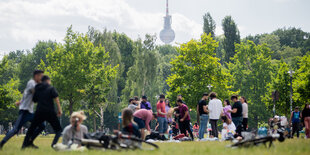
[222, 16, 240, 63]
[263, 61, 291, 115]
[203, 12, 216, 38]
[40, 26, 118, 114]
[228, 40, 273, 128]
[259, 34, 281, 59]
[293, 53, 310, 104]
[121, 34, 160, 107]
[167, 34, 233, 108]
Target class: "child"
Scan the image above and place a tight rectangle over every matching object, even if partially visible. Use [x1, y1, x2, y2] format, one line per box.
[122, 108, 141, 138]
[221, 116, 236, 140]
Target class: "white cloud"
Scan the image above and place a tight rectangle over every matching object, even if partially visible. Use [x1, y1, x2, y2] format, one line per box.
[0, 0, 202, 53]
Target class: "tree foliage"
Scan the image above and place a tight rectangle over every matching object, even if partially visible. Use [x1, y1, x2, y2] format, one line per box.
[222, 16, 240, 63]
[167, 34, 233, 108]
[203, 12, 216, 38]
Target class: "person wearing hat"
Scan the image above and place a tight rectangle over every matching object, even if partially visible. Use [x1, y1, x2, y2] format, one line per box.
[128, 98, 140, 112]
[140, 96, 152, 110]
[62, 111, 88, 146]
[290, 106, 301, 138]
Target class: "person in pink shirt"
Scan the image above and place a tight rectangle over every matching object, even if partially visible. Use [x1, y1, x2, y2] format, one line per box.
[223, 99, 232, 120]
[133, 109, 157, 139]
[156, 94, 167, 137]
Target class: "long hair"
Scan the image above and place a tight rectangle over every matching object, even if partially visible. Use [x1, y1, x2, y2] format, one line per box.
[224, 99, 230, 106]
[165, 99, 171, 107]
[304, 103, 310, 111]
[241, 96, 247, 104]
[122, 108, 133, 127]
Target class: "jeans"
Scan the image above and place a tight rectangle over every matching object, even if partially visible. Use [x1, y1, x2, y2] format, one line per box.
[232, 116, 243, 135]
[292, 122, 300, 138]
[157, 117, 167, 134]
[210, 119, 219, 138]
[23, 110, 62, 147]
[0, 110, 45, 145]
[198, 114, 208, 139]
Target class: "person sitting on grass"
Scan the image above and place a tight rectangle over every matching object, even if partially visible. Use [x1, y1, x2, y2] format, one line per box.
[221, 115, 236, 140]
[62, 111, 88, 146]
[122, 108, 141, 138]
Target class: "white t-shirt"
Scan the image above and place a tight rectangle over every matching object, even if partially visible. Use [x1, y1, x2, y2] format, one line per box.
[19, 79, 36, 113]
[223, 122, 236, 131]
[242, 103, 248, 118]
[208, 98, 223, 120]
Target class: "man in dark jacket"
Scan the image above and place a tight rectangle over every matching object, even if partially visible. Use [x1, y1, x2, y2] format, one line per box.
[22, 75, 63, 149]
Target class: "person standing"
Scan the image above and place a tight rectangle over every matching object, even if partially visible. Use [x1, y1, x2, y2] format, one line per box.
[22, 75, 63, 149]
[0, 70, 45, 149]
[208, 92, 223, 138]
[223, 99, 232, 120]
[229, 95, 243, 136]
[240, 97, 248, 131]
[140, 96, 152, 110]
[128, 98, 140, 112]
[133, 109, 157, 139]
[175, 99, 194, 140]
[197, 93, 209, 139]
[290, 107, 301, 138]
[156, 94, 167, 139]
[302, 103, 310, 138]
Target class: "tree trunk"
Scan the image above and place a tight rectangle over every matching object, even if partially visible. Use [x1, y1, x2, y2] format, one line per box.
[100, 106, 104, 131]
[69, 99, 73, 115]
[93, 115, 96, 132]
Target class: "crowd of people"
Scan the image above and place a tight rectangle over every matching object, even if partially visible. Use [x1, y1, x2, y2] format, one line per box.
[0, 70, 310, 150]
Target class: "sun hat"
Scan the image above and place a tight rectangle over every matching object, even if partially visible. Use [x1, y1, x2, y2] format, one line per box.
[71, 111, 87, 121]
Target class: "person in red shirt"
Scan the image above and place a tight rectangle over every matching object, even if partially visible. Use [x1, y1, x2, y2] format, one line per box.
[174, 99, 194, 140]
[156, 94, 167, 138]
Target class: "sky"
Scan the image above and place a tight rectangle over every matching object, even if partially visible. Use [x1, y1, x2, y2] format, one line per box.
[0, 0, 309, 55]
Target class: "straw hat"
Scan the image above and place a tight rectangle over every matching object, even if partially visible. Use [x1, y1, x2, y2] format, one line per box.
[71, 111, 87, 121]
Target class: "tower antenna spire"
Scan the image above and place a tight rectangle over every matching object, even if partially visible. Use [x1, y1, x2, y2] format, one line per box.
[166, 0, 169, 16]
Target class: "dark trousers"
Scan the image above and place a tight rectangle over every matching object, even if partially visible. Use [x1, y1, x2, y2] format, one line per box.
[179, 120, 194, 140]
[210, 119, 218, 138]
[22, 110, 62, 147]
[292, 122, 300, 138]
[0, 110, 45, 145]
[242, 118, 248, 131]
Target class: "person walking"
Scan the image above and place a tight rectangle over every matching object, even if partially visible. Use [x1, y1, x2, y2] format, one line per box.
[229, 95, 243, 136]
[223, 99, 232, 120]
[22, 75, 62, 149]
[156, 94, 167, 139]
[240, 96, 248, 131]
[290, 107, 301, 138]
[208, 92, 223, 138]
[175, 99, 194, 140]
[0, 70, 45, 149]
[197, 93, 209, 139]
[302, 103, 310, 138]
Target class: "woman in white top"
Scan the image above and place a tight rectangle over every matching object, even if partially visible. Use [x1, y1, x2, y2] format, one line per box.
[240, 96, 248, 131]
[221, 115, 236, 140]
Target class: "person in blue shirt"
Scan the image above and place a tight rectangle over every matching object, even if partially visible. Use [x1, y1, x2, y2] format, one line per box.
[290, 106, 301, 138]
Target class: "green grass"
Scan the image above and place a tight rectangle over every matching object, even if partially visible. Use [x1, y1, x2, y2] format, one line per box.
[1, 135, 310, 155]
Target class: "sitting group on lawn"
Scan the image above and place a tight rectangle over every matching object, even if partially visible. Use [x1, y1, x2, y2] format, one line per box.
[1, 70, 310, 150]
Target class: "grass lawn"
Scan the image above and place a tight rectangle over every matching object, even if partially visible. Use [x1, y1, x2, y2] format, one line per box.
[0, 135, 310, 155]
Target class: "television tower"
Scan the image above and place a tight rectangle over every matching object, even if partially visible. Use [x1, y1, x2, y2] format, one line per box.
[159, 0, 175, 44]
